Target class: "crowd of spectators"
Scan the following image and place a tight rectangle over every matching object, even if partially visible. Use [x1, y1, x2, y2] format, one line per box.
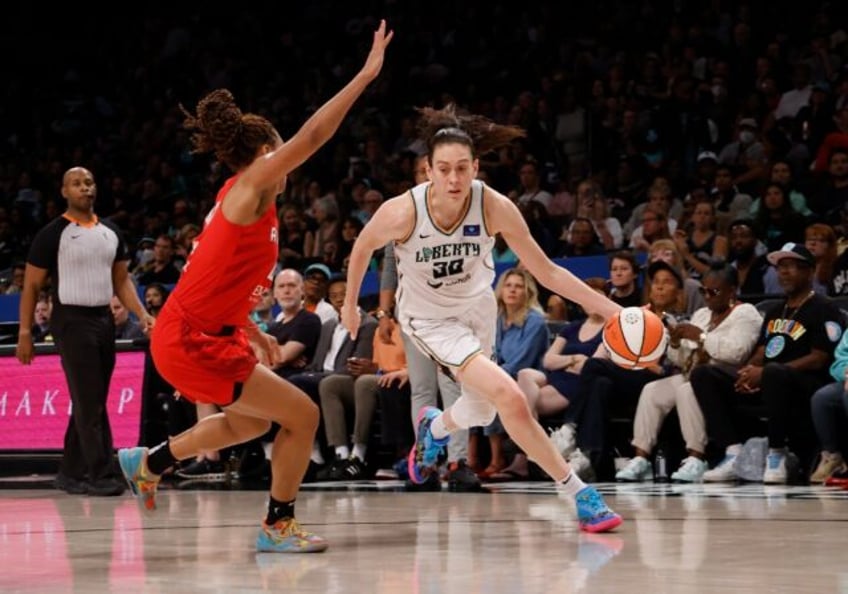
[6, 1, 848, 487]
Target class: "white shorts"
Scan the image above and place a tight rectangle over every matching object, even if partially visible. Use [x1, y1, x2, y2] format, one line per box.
[399, 292, 496, 372]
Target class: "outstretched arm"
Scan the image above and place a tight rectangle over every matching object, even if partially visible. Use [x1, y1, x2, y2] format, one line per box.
[227, 20, 394, 220]
[485, 187, 621, 320]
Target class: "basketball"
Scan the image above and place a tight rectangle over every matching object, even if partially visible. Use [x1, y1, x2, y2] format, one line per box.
[602, 307, 669, 369]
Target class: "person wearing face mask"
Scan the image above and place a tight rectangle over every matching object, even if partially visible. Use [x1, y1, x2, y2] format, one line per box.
[717, 118, 768, 196]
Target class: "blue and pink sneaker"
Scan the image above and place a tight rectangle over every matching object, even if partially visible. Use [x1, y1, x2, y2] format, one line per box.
[408, 406, 450, 484]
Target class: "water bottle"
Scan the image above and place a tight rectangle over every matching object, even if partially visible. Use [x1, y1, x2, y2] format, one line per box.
[654, 448, 669, 483]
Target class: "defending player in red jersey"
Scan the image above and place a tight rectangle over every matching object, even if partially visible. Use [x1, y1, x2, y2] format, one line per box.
[118, 20, 393, 554]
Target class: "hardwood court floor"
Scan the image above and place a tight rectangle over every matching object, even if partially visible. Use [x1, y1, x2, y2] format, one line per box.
[1, 480, 846, 593]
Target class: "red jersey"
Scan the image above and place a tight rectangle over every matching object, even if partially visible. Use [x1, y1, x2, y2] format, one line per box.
[167, 175, 278, 331]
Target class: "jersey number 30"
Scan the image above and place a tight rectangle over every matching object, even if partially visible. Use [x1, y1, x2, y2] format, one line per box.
[433, 259, 464, 279]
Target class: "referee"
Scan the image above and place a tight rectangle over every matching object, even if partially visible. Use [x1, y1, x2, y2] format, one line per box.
[16, 167, 154, 496]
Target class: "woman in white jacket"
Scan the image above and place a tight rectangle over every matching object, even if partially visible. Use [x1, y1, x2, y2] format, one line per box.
[615, 262, 763, 482]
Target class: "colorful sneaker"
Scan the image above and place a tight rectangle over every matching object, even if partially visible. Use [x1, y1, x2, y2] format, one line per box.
[614, 456, 652, 482]
[670, 457, 708, 483]
[763, 452, 787, 484]
[575, 486, 623, 533]
[118, 447, 161, 511]
[407, 406, 449, 484]
[256, 519, 328, 553]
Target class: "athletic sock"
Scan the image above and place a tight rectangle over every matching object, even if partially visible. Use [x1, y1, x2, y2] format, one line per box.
[265, 496, 295, 525]
[430, 414, 450, 441]
[335, 445, 351, 460]
[147, 441, 177, 475]
[556, 469, 587, 498]
[352, 443, 367, 462]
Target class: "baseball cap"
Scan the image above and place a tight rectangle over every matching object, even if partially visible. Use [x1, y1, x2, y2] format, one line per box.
[647, 260, 684, 288]
[739, 117, 758, 129]
[303, 263, 332, 280]
[697, 151, 718, 163]
[766, 242, 815, 267]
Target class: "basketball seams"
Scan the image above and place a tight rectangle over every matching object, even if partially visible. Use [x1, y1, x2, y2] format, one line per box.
[603, 307, 669, 370]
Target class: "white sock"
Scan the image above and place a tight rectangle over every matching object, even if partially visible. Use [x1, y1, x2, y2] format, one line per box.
[311, 441, 325, 465]
[352, 443, 367, 462]
[430, 413, 450, 441]
[335, 445, 351, 460]
[556, 469, 587, 498]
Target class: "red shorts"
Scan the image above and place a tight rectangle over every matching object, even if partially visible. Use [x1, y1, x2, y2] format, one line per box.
[150, 306, 258, 406]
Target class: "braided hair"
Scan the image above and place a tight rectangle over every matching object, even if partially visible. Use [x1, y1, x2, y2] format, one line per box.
[180, 89, 277, 172]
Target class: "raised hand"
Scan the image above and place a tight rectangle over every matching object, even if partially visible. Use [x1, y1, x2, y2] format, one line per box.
[360, 19, 394, 81]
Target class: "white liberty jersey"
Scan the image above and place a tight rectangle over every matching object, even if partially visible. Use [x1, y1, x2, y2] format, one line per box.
[393, 179, 495, 320]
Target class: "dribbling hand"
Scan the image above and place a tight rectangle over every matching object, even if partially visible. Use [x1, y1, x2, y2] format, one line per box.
[359, 19, 394, 82]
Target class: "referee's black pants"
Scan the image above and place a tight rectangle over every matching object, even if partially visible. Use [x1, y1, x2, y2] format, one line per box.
[52, 304, 118, 481]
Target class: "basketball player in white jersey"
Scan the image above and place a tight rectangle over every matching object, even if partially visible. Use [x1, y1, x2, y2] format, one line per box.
[342, 105, 623, 533]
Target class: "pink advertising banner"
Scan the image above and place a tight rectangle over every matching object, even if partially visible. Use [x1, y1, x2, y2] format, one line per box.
[0, 351, 144, 450]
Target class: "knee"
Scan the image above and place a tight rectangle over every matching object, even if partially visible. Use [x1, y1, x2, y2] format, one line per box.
[302, 399, 321, 433]
[452, 396, 498, 428]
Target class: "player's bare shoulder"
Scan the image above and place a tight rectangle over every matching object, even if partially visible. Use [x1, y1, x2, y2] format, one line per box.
[376, 191, 417, 242]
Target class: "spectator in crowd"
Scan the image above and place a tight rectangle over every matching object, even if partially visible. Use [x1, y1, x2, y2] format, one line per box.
[615, 263, 762, 483]
[566, 179, 623, 250]
[300, 263, 338, 323]
[136, 234, 181, 286]
[510, 278, 608, 479]
[3, 262, 25, 295]
[629, 204, 673, 254]
[316, 306, 408, 481]
[250, 288, 276, 332]
[558, 217, 606, 258]
[31, 297, 53, 342]
[287, 275, 377, 474]
[726, 218, 778, 297]
[753, 182, 808, 252]
[809, 327, 848, 484]
[607, 250, 643, 309]
[144, 282, 170, 317]
[277, 203, 312, 271]
[624, 179, 682, 243]
[803, 223, 838, 295]
[817, 148, 848, 227]
[569, 260, 688, 479]
[645, 239, 705, 316]
[750, 160, 813, 218]
[111, 295, 145, 341]
[717, 118, 769, 195]
[479, 268, 549, 480]
[692, 243, 843, 483]
[304, 195, 341, 261]
[709, 164, 754, 234]
[514, 160, 553, 212]
[266, 269, 322, 379]
[674, 199, 729, 280]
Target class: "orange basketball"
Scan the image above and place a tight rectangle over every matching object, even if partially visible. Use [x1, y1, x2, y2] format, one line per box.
[602, 307, 669, 369]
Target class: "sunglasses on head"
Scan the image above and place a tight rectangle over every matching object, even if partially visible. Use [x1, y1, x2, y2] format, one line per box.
[698, 286, 722, 297]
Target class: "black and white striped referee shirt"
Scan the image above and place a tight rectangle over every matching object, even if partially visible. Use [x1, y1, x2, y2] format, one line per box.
[27, 214, 129, 307]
